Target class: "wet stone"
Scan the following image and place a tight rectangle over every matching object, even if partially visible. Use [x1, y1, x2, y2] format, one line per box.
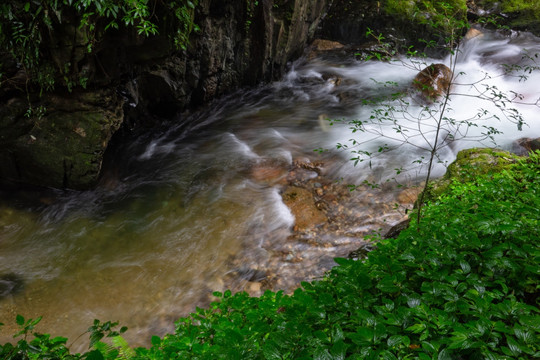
[0, 273, 24, 299]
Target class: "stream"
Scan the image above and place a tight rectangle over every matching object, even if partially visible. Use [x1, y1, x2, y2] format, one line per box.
[1, 29, 540, 350]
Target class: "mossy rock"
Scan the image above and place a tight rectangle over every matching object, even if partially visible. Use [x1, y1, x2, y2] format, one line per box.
[0, 89, 124, 189]
[476, 0, 540, 35]
[421, 148, 521, 203]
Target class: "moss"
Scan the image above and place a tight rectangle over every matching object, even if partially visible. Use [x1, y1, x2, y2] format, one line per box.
[384, 0, 467, 30]
[422, 148, 521, 202]
[477, 0, 540, 33]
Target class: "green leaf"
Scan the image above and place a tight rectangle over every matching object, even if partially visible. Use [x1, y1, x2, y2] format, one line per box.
[314, 348, 333, 360]
[506, 336, 522, 356]
[16, 315, 24, 326]
[387, 335, 406, 347]
[380, 350, 398, 360]
[151, 335, 161, 347]
[86, 349, 105, 360]
[438, 348, 453, 360]
[332, 325, 344, 342]
[262, 340, 282, 360]
[406, 323, 427, 334]
[331, 340, 348, 360]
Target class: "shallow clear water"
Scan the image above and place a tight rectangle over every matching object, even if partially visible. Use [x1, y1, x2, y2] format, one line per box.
[1, 29, 539, 350]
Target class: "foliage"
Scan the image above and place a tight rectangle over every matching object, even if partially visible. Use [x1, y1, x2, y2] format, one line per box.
[0, 316, 128, 360]
[0, 0, 198, 106]
[384, 0, 468, 46]
[1, 151, 539, 358]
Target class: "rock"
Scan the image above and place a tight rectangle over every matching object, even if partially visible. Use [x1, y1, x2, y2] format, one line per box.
[246, 281, 262, 294]
[287, 158, 323, 184]
[0, 0, 328, 190]
[311, 39, 345, 51]
[0, 273, 24, 299]
[347, 241, 376, 260]
[0, 89, 124, 189]
[383, 218, 411, 239]
[411, 63, 453, 103]
[464, 27, 483, 40]
[420, 148, 520, 204]
[306, 39, 345, 59]
[235, 267, 267, 282]
[513, 137, 540, 155]
[397, 187, 422, 204]
[281, 186, 327, 231]
[250, 160, 288, 185]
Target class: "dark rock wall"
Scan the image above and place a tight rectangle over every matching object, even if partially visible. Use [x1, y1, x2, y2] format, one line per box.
[0, 0, 327, 189]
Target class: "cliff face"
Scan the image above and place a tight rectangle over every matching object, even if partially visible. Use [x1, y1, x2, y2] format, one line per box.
[0, 0, 327, 190]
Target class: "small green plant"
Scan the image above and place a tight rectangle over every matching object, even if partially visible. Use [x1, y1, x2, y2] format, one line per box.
[0, 0, 199, 119]
[0, 316, 129, 360]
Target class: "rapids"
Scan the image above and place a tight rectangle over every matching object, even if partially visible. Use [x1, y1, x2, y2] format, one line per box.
[1, 29, 539, 350]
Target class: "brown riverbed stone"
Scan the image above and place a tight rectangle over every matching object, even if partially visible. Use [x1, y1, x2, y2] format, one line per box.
[281, 186, 327, 231]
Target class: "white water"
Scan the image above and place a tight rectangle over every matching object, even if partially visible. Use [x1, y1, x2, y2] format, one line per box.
[1, 29, 539, 350]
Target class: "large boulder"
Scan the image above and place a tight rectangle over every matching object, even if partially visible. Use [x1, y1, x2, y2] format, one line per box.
[0, 89, 123, 189]
[420, 148, 520, 203]
[411, 63, 453, 103]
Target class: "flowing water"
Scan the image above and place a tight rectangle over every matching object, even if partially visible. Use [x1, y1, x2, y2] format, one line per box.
[1, 29, 540, 350]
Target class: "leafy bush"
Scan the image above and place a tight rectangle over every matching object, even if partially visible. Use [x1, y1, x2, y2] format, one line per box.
[2, 151, 539, 358]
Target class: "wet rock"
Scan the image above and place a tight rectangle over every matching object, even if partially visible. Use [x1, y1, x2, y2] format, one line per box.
[250, 160, 288, 185]
[0, 89, 124, 189]
[0, 273, 24, 299]
[464, 27, 484, 40]
[411, 63, 453, 103]
[235, 267, 267, 282]
[347, 242, 376, 260]
[281, 186, 327, 231]
[0, 0, 329, 190]
[513, 137, 540, 155]
[246, 281, 262, 295]
[383, 218, 411, 239]
[306, 39, 346, 59]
